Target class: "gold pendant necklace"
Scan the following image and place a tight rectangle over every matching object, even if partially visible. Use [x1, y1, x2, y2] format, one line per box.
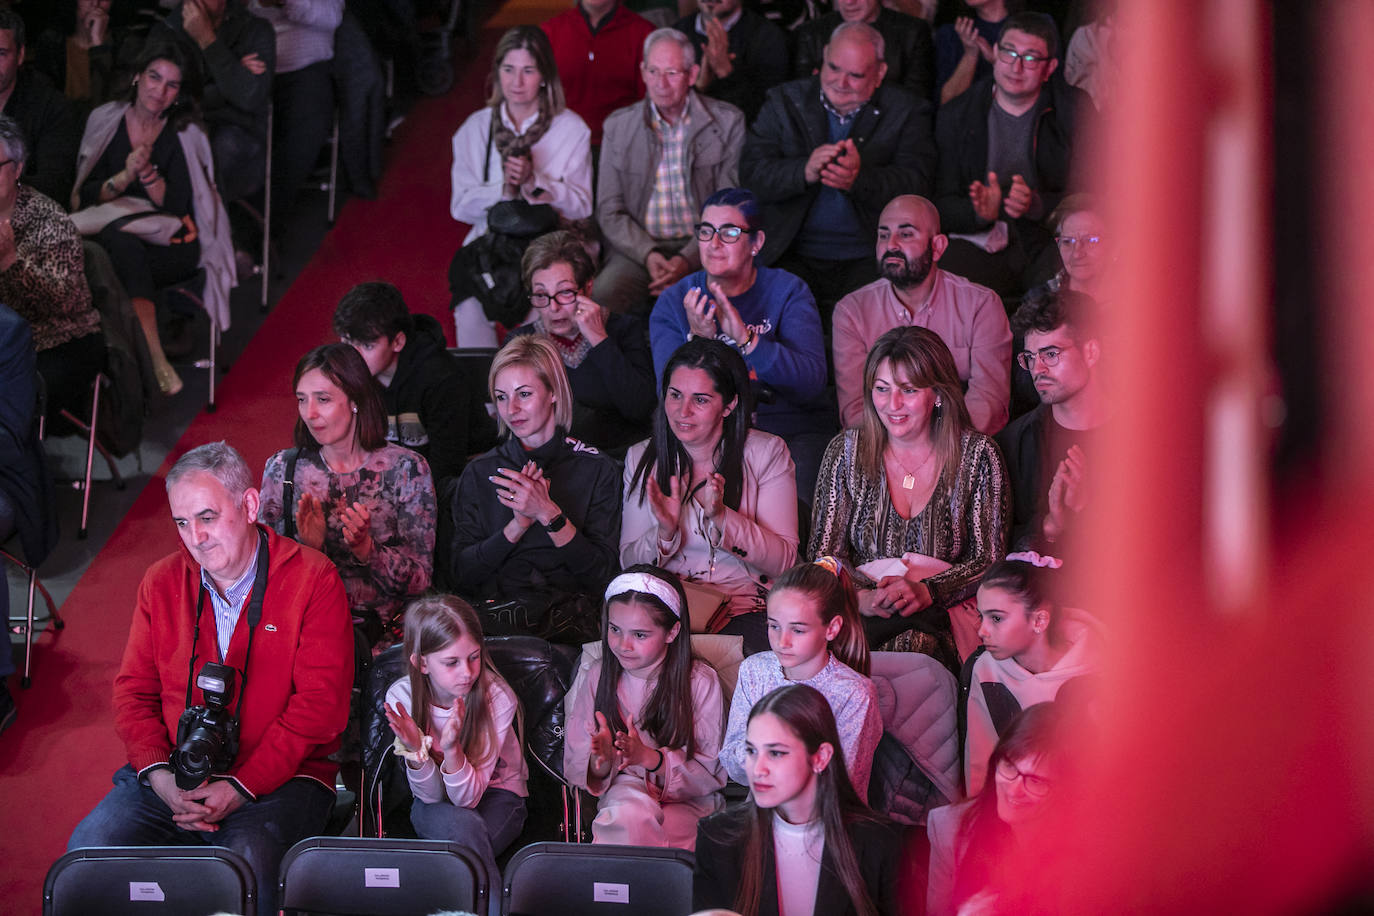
[887, 445, 936, 490]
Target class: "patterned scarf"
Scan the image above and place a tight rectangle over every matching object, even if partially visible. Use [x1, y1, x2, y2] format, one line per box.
[531, 316, 594, 369]
[490, 99, 553, 162]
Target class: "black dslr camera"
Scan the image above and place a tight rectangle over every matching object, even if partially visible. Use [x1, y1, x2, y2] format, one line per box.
[171, 662, 241, 790]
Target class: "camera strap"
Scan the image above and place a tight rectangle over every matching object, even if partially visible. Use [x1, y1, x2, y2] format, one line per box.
[184, 527, 271, 724]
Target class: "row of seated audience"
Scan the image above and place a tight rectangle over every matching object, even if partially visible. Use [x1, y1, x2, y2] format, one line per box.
[37, 1, 1114, 912]
[61, 431, 1094, 914]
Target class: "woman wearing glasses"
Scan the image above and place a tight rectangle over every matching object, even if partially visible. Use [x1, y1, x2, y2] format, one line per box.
[809, 326, 1008, 666]
[622, 338, 799, 654]
[926, 702, 1070, 916]
[506, 231, 656, 454]
[648, 187, 830, 504]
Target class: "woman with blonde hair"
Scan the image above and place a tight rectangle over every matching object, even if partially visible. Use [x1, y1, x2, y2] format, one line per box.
[451, 25, 593, 347]
[809, 326, 1009, 666]
[445, 334, 622, 608]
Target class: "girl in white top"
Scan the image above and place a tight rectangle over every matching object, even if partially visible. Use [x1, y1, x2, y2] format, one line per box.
[694, 685, 903, 916]
[563, 565, 727, 849]
[450, 25, 593, 346]
[722, 558, 883, 797]
[385, 595, 528, 886]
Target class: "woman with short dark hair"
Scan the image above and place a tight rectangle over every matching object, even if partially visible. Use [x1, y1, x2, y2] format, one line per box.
[260, 344, 436, 646]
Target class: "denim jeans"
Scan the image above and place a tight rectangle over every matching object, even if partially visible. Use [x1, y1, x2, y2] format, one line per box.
[68, 764, 334, 916]
[409, 787, 527, 909]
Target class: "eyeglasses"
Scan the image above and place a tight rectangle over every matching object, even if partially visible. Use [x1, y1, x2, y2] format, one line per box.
[529, 288, 578, 308]
[643, 66, 687, 80]
[1056, 235, 1104, 251]
[695, 222, 748, 244]
[996, 44, 1049, 67]
[1016, 344, 1077, 371]
[994, 759, 1052, 798]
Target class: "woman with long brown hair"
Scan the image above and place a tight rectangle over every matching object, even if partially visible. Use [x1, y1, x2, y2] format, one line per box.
[694, 684, 904, 915]
[809, 325, 1009, 665]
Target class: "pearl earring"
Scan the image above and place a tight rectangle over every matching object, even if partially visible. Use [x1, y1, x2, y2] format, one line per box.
[351, 406, 357, 414]
[935, 395, 942, 408]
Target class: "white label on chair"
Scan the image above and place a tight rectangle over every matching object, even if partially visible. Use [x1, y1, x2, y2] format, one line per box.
[593, 882, 630, 903]
[364, 867, 401, 888]
[129, 882, 165, 901]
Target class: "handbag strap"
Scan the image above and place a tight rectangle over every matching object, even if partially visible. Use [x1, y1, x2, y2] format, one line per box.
[282, 447, 301, 540]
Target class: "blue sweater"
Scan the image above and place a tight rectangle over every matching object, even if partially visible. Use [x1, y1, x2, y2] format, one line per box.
[649, 265, 830, 439]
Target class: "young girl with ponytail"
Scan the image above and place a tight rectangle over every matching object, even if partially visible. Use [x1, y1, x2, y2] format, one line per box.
[720, 558, 883, 796]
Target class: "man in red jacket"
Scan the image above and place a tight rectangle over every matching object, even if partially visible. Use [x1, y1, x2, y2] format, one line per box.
[68, 441, 353, 916]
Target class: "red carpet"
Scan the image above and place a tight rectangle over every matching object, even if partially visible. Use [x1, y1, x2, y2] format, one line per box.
[0, 36, 498, 911]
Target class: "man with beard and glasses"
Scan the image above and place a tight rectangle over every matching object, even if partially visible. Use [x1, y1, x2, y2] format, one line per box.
[995, 286, 1110, 555]
[832, 194, 1010, 433]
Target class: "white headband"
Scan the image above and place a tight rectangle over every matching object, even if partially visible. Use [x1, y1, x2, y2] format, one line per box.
[605, 572, 683, 618]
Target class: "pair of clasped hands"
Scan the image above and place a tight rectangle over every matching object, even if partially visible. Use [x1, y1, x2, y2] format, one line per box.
[969, 170, 1037, 222]
[587, 711, 662, 779]
[385, 697, 468, 772]
[804, 138, 861, 192]
[295, 493, 373, 562]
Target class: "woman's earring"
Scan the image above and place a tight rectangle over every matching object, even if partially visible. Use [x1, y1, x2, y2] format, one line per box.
[935, 395, 942, 408]
[351, 406, 358, 414]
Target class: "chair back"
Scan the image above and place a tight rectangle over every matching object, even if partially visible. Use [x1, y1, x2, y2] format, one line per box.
[278, 837, 485, 916]
[502, 842, 695, 916]
[44, 846, 254, 916]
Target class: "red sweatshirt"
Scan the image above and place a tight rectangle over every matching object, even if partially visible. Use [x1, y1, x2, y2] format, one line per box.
[113, 525, 354, 798]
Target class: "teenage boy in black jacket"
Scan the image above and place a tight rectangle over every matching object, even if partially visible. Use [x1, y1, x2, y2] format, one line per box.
[334, 281, 496, 485]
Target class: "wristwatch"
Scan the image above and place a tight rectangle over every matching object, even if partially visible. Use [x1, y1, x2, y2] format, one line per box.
[542, 513, 568, 533]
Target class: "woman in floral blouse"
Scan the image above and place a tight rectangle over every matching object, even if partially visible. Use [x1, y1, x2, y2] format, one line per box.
[260, 343, 437, 647]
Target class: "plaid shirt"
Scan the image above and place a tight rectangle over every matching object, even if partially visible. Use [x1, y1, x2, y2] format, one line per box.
[643, 102, 696, 241]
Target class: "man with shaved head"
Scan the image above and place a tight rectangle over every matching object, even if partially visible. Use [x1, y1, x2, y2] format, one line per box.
[832, 193, 1011, 433]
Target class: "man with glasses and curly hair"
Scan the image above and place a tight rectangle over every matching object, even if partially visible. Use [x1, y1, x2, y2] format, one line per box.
[995, 286, 1111, 554]
[934, 12, 1089, 303]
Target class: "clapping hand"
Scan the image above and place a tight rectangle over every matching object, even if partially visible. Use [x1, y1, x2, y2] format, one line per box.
[492, 461, 559, 524]
[954, 16, 995, 62]
[588, 710, 618, 778]
[1043, 445, 1088, 543]
[503, 154, 533, 194]
[339, 501, 373, 562]
[819, 139, 860, 192]
[705, 280, 750, 345]
[701, 16, 734, 79]
[295, 492, 326, 550]
[614, 718, 658, 771]
[646, 475, 684, 542]
[436, 696, 467, 772]
[1003, 174, 1034, 220]
[384, 700, 430, 767]
[692, 472, 727, 526]
[125, 144, 152, 180]
[683, 286, 720, 339]
[969, 171, 1004, 223]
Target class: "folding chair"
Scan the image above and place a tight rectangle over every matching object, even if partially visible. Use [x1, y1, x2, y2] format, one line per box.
[162, 270, 220, 413]
[501, 843, 696, 916]
[279, 836, 487, 916]
[2, 544, 62, 688]
[44, 846, 255, 916]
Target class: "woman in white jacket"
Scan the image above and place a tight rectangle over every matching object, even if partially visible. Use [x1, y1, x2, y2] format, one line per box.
[450, 25, 592, 346]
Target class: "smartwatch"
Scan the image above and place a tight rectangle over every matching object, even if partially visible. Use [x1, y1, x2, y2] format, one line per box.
[543, 512, 568, 533]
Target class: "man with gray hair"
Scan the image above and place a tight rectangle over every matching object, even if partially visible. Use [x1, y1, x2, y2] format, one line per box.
[594, 28, 744, 314]
[741, 20, 936, 316]
[68, 441, 353, 916]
